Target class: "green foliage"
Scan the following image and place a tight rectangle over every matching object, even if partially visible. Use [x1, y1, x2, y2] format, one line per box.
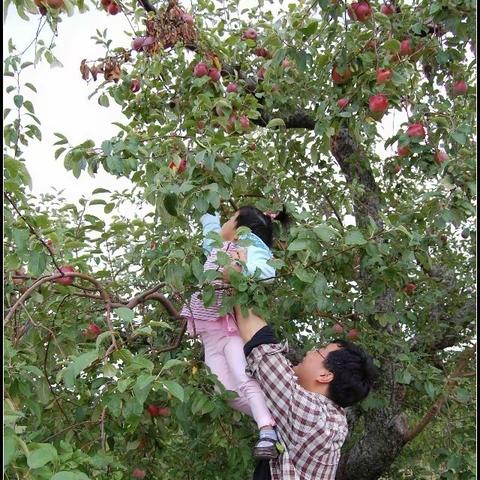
[3, 0, 476, 478]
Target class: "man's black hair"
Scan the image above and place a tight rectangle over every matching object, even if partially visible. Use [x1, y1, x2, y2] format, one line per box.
[235, 205, 290, 247]
[325, 339, 378, 408]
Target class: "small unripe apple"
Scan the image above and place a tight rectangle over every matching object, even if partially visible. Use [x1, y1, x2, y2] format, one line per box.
[193, 62, 208, 78]
[452, 81, 468, 96]
[402, 282, 416, 295]
[132, 468, 146, 479]
[365, 39, 377, 51]
[130, 79, 141, 92]
[397, 146, 410, 157]
[226, 82, 238, 93]
[376, 68, 392, 84]
[380, 3, 395, 15]
[369, 94, 389, 115]
[332, 323, 344, 334]
[399, 39, 412, 57]
[243, 28, 257, 41]
[337, 98, 349, 110]
[282, 58, 291, 69]
[407, 122, 426, 139]
[132, 37, 145, 51]
[249, 142, 257, 151]
[55, 266, 75, 285]
[208, 68, 221, 82]
[239, 115, 250, 129]
[331, 65, 353, 85]
[347, 328, 359, 341]
[434, 150, 448, 165]
[107, 2, 120, 14]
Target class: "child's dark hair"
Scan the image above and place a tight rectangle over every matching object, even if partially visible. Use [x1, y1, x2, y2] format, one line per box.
[325, 339, 378, 408]
[235, 205, 290, 247]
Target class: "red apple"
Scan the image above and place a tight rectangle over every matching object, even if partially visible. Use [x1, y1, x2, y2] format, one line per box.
[332, 323, 344, 334]
[147, 404, 161, 417]
[13, 268, 26, 286]
[399, 39, 412, 57]
[193, 62, 208, 78]
[157, 407, 171, 417]
[132, 469, 146, 479]
[208, 68, 221, 82]
[434, 150, 448, 165]
[331, 64, 353, 85]
[249, 142, 257, 151]
[380, 3, 395, 15]
[365, 39, 377, 51]
[181, 13, 194, 24]
[282, 58, 291, 68]
[150, 241, 157, 250]
[369, 94, 389, 114]
[243, 28, 257, 41]
[226, 113, 237, 133]
[348, 2, 372, 22]
[257, 67, 266, 80]
[376, 68, 392, 84]
[46, 239, 55, 253]
[100, 0, 111, 8]
[407, 123, 426, 139]
[35, 0, 64, 8]
[402, 282, 416, 295]
[55, 266, 75, 285]
[107, 2, 120, 14]
[394, 164, 401, 174]
[254, 47, 271, 58]
[239, 116, 250, 129]
[452, 81, 468, 96]
[337, 98, 350, 110]
[130, 79, 141, 92]
[347, 328, 359, 341]
[226, 82, 238, 93]
[142, 36, 155, 51]
[397, 145, 410, 157]
[83, 323, 102, 340]
[132, 37, 145, 51]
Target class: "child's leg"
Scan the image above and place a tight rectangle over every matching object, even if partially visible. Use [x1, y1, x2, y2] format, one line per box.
[222, 334, 276, 430]
[201, 332, 253, 416]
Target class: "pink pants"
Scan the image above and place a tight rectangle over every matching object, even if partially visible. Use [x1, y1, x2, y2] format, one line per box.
[201, 330, 275, 429]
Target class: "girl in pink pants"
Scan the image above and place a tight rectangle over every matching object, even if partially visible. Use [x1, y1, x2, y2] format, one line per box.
[181, 206, 289, 460]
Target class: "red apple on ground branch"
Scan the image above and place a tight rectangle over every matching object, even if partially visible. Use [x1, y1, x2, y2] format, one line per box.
[243, 28, 257, 41]
[132, 37, 145, 51]
[407, 122, 426, 139]
[239, 115, 250, 129]
[331, 65, 353, 85]
[208, 68, 221, 82]
[337, 98, 350, 110]
[369, 94, 389, 115]
[54, 266, 75, 285]
[376, 68, 392, 84]
[434, 150, 448, 165]
[348, 2, 372, 22]
[397, 145, 410, 157]
[130, 79, 141, 92]
[347, 328, 359, 341]
[403, 283, 417, 295]
[193, 62, 208, 77]
[83, 323, 102, 340]
[332, 323, 344, 334]
[452, 81, 468, 96]
[132, 469, 146, 479]
[226, 82, 237, 93]
[380, 3, 395, 15]
[107, 2, 120, 14]
[399, 39, 413, 57]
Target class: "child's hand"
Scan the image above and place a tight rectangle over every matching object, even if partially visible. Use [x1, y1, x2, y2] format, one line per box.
[236, 248, 247, 263]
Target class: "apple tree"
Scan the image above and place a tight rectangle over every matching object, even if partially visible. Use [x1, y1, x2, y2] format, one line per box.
[3, 0, 476, 479]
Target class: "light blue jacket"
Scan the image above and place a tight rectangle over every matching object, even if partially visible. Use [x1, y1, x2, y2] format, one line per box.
[201, 213, 275, 280]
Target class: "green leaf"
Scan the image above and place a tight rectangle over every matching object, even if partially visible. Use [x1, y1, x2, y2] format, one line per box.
[344, 230, 367, 245]
[294, 267, 315, 284]
[63, 351, 98, 389]
[133, 374, 155, 405]
[115, 307, 135, 323]
[314, 225, 337, 242]
[51, 472, 90, 480]
[13, 95, 23, 108]
[451, 131, 467, 145]
[215, 162, 233, 183]
[4, 430, 17, 466]
[161, 359, 187, 372]
[11, 228, 29, 252]
[267, 118, 286, 129]
[164, 193, 178, 216]
[98, 94, 110, 107]
[28, 250, 48, 276]
[26, 443, 57, 469]
[287, 238, 311, 251]
[384, 39, 401, 52]
[161, 380, 184, 402]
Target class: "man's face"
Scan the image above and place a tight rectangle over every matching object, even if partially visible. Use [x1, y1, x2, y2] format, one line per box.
[220, 211, 239, 241]
[293, 343, 342, 389]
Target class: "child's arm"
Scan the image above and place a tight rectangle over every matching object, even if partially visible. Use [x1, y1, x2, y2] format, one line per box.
[224, 246, 275, 283]
[200, 213, 221, 255]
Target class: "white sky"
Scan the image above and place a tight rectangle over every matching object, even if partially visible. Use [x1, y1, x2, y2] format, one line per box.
[3, 2, 407, 218]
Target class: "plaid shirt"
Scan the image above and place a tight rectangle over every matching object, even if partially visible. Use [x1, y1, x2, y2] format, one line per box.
[246, 342, 348, 480]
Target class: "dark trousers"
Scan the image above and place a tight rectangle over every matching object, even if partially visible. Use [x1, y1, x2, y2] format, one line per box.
[253, 460, 271, 480]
